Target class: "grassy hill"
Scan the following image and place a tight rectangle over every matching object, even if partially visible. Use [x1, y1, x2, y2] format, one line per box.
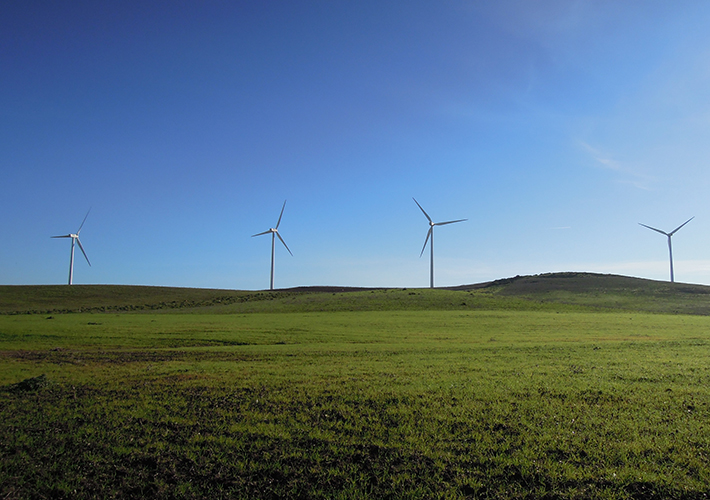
[2, 272, 710, 315]
[0, 284, 255, 314]
[456, 272, 710, 315]
[4, 273, 710, 498]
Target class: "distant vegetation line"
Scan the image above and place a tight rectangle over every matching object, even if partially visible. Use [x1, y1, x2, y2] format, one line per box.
[0, 285, 290, 315]
[2, 272, 710, 315]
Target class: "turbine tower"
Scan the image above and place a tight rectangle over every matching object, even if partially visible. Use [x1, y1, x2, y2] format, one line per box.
[413, 198, 466, 289]
[52, 209, 92, 285]
[639, 217, 694, 283]
[252, 200, 293, 290]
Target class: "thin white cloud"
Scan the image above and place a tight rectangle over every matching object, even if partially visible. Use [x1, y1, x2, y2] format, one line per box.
[578, 141, 657, 190]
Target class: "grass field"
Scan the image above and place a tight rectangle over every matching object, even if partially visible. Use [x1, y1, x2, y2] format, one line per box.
[2, 273, 710, 498]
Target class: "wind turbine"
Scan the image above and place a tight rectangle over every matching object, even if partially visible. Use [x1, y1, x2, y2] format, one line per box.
[252, 200, 293, 290]
[52, 209, 92, 285]
[639, 216, 694, 283]
[413, 198, 467, 289]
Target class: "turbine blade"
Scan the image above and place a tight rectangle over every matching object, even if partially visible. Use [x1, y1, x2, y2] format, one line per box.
[669, 216, 694, 236]
[275, 200, 287, 229]
[76, 237, 91, 266]
[412, 198, 432, 223]
[435, 218, 467, 226]
[419, 227, 432, 257]
[638, 223, 668, 236]
[276, 231, 293, 256]
[252, 230, 272, 237]
[77, 208, 91, 234]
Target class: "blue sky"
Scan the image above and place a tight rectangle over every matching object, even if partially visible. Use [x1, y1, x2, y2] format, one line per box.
[3, 1, 710, 289]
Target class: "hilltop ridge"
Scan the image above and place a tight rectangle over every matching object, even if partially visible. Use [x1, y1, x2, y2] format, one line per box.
[1, 272, 709, 315]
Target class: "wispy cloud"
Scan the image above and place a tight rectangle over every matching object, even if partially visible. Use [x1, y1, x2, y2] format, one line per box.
[578, 141, 657, 190]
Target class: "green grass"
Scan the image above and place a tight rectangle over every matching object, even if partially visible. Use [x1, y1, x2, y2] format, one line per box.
[2, 274, 710, 498]
[473, 272, 710, 315]
[0, 283, 555, 315]
[0, 284, 280, 314]
[4, 273, 710, 316]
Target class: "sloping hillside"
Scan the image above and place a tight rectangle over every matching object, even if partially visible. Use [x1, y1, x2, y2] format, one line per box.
[2, 273, 710, 315]
[455, 272, 710, 315]
[0, 285, 275, 314]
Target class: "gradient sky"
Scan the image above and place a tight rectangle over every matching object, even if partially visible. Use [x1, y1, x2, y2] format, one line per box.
[3, 1, 710, 289]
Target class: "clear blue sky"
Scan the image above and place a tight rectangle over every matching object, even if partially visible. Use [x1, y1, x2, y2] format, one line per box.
[3, 1, 710, 289]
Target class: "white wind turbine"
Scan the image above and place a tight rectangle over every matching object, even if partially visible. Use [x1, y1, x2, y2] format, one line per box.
[252, 200, 293, 290]
[52, 209, 92, 285]
[413, 198, 467, 289]
[639, 216, 694, 283]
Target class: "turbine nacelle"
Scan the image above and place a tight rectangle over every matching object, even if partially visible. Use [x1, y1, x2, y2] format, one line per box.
[639, 216, 694, 283]
[413, 197, 466, 288]
[252, 200, 293, 290]
[52, 209, 91, 285]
